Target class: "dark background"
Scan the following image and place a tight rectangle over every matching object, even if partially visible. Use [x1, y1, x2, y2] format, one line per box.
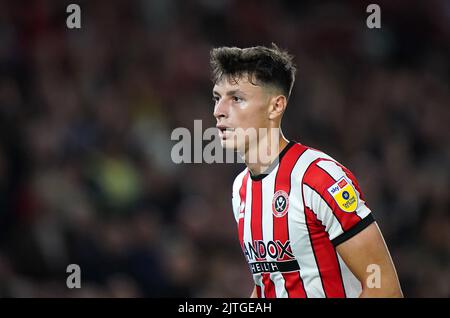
[0, 0, 448, 297]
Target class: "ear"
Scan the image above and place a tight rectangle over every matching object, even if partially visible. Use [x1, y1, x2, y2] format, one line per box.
[268, 95, 287, 120]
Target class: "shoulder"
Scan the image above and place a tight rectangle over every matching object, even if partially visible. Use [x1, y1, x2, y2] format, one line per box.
[288, 144, 358, 190]
[232, 167, 249, 195]
[298, 147, 365, 202]
[287, 143, 335, 180]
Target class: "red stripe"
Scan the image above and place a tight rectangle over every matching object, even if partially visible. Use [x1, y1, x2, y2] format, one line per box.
[256, 285, 262, 298]
[238, 172, 267, 298]
[335, 162, 366, 201]
[251, 180, 275, 298]
[238, 171, 250, 249]
[262, 273, 276, 298]
[304, 206, 346, 297]
[303, 159, 362, 231]
[273, 144, 304, 260]
[312, 158, 367, 202]
[251, 180, 263, 260]
[283, 272, 308, 297]
[273, 143, 307, 298]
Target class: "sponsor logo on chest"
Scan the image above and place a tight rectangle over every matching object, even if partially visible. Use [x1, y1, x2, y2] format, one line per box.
[243, 240, 295, 261]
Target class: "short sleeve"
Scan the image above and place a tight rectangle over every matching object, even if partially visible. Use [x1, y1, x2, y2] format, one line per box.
[302, 159, 375, 246]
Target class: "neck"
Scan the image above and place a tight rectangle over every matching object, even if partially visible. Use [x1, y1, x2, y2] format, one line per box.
[241, 130, 289, 176]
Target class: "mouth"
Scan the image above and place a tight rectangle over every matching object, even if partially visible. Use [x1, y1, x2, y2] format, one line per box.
[216, 125, 235, 139]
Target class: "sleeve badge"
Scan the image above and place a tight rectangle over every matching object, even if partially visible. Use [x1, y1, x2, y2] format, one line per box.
[327, 176, 358, 213]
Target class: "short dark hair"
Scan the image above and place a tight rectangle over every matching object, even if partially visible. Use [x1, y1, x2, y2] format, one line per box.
[210, 43, 297, 100]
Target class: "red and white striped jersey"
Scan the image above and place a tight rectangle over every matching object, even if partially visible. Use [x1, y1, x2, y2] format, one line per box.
[231, 141, 374, 298]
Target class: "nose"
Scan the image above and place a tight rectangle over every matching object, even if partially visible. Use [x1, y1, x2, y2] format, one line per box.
[213, 98, 229, 120]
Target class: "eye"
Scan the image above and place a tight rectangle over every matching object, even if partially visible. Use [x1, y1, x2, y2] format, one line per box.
[232, 96, 243, 102]
[212, 96, 220, 104]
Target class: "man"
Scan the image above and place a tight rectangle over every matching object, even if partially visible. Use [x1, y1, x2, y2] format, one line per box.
[211, 44, 403, 298]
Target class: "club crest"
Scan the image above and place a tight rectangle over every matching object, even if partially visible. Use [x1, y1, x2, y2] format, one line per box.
[272, 190, 289, 217]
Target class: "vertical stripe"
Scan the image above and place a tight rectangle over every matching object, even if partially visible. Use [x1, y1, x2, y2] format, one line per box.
[251, 179, 275, 298]
[243, 175, 265, 296]
[251, 180, 263, 260]
[283, 272, 307, 297]
[273, 143, 307, 298]
[238, 172, 250, 250]
[261, 167, 285, 298]
[303, 206, 346, 297]
[256, 285, 262, 298]
[300, 157, 343, 297]
[289, 149, 330, 297]
[272, 273, 287, 297]
[262, 274, 275, 298]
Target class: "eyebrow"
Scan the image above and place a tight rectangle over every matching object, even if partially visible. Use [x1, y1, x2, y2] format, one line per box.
[212, 89, 247, 97]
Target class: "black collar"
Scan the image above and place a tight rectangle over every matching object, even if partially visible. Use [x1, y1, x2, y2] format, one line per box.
[249, 140, 295, 181]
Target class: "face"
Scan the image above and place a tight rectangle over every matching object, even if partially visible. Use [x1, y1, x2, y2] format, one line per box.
[213, 75, 272, 152]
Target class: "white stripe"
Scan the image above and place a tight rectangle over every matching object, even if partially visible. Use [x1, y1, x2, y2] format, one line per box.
[261, 166, 289, 298]
[243, 178, 253, 255]
[232, 169, 248, 222]
[272, 273, 287, 298]
[316, 160, 343, 181]
[243, 177, 266, 296]
[303, 183, 345, 241]
[261, 167, 277, 261]
[316, 160, 371, 219]
[289, 148, 330, 298]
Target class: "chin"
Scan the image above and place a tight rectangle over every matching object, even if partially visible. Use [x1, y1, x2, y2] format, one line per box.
[221, 139, 237, 150]
[224, 137, 249, 153]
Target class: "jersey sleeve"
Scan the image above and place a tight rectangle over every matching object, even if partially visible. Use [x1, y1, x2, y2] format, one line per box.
[302, 159, 375, 246]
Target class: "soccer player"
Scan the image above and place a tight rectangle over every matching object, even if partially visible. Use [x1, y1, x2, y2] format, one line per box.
[211, 44, 403, 298]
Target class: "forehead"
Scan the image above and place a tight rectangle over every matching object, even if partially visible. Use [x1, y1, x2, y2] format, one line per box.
[213, 75, 262, 94]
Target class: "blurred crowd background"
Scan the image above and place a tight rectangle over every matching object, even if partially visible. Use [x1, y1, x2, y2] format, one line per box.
[0, 0, 448, 297]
